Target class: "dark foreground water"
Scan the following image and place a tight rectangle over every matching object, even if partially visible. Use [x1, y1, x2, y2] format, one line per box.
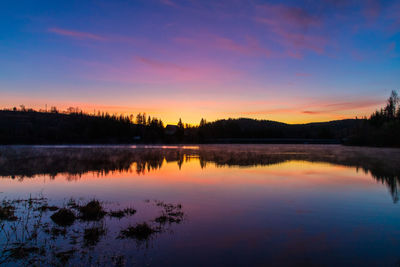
[1, 145, 400, 266]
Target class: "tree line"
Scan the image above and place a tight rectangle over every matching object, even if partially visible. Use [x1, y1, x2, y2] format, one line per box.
[346, 90, 400, 147]
[1, 91, 399, 147]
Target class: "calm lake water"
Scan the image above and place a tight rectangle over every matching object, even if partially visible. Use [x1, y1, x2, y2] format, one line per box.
[1, 144, 400, 266]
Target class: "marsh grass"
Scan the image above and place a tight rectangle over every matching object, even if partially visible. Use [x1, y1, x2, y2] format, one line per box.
[78, 200, 106, 221]
[0, 204, 17, 221]
[54, 249, 76, 265]
[154, 201, 184, 225]
[50, 208, 76, 227]
[0, 195, 185, 266]
[83, 225, 107, 247]
[109, 207, 137, 219]
[118, 222, 158, 240]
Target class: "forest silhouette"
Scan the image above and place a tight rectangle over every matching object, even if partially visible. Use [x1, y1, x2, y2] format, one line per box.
[0, 91, 399, 147]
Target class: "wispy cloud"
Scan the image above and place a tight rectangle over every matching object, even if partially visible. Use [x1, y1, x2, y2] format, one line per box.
[386, 42, 398, 58]
[362, 0, 382, 22]
[296, 72, 312, 77]
[48, 28, 106, 41]
[301, 99, 384, 115]
[174, 34, 270, 57]
[160, 0, 178, 7]
[256, 3, 322, 29]
[254, 3, 327, 58]
[242, 99, 383, 117]
[302, 111, 321, 114]
[214, 36, 271, 57]
[136, 56, 187, 72]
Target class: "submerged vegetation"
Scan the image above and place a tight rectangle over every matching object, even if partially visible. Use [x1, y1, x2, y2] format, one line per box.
[50, 208, 76, 227]
[78, 199, 106, 221]
[0, 203, 17, 221]
[109, 208, 137, 219]
[0, 195, 185, 266]
[118, 222, 158, 241]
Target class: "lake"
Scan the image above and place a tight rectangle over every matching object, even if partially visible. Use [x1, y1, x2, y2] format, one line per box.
[1, 144, 400, 266]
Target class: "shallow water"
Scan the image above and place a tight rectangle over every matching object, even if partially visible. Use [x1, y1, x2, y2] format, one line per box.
[1, 145, 400, 266]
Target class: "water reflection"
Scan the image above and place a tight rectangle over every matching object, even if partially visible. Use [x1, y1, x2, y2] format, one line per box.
[2, 145, 400, 266]
[1, 145, 400, 201]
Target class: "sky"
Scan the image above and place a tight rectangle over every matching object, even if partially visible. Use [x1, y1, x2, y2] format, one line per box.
[0, 0, 399, 125]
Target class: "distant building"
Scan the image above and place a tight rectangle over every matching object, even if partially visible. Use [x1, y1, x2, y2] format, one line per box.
[165, 125, 178, 135]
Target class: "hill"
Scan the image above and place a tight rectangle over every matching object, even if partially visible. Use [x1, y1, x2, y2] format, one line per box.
[193, 118, 361, 143]
[0, 110, 363, 144]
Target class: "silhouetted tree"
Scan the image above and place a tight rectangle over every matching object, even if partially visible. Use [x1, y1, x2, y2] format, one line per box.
[348, 90, 400, 147]
[200, 118, 207, 127]
[50, 106, 58, 113]
[385, 90, 398, 119]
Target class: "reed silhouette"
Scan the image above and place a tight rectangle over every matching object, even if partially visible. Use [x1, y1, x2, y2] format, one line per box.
[0, 195, 185, 266]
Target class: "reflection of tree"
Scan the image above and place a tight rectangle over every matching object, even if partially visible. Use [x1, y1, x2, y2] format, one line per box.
[1, 145, 400, 201]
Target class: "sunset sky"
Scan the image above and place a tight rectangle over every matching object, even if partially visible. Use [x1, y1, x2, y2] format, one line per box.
[1, 0, 399, 125]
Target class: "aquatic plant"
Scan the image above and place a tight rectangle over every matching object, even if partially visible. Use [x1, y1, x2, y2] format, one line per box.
[109, 207, 137, 219]
[54, 249, 76, 265]
[154, 201, 184, 224]
[83, 225, 107, 247]
[118, 222, 158, 240]
[0, 195, 185, 266]
[0, 203, 17, 221]
[50, 208, 76, 227]
[37, 205, 59, 212]
[79, 199, 106, 221]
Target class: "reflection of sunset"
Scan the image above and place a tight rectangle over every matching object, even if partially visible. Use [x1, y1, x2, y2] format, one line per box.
[0, 159, 381, 197]
[1, 145, 398, 203]
[1, 146, 399, 266]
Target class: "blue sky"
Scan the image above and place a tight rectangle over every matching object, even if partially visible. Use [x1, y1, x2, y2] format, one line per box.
[1, 0, 399, 124]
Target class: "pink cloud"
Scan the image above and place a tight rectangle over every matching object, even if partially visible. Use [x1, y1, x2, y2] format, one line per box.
[173, 34, 270, 57]
[241, 99, 383, 117]
[387, 42, 396, 52]
[74, 55, 243, 86]
[323, 100, 383, 110]
[386, 42, 398, 58]
[160, 0, 177, 7]
[302, 111, 321, 114]
[48, 28, 106, 41]
[295, 72, 312, 77]
[255, 18, 327, 57]
[133, 56, 241, 84]
[254, 3, 328, 58]
[136, 56, 187, 72]
[255, 3, 322, 30]
[215, 36, 271, 57]
[243, 107, 301, 115]
[362, 0, 381, 21]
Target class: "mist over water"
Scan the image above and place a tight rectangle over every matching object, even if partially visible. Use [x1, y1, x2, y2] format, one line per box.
[1, 145, 400, 266]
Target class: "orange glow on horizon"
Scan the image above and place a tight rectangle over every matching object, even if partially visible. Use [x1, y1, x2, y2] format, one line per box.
[0, 96, 383, 125]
